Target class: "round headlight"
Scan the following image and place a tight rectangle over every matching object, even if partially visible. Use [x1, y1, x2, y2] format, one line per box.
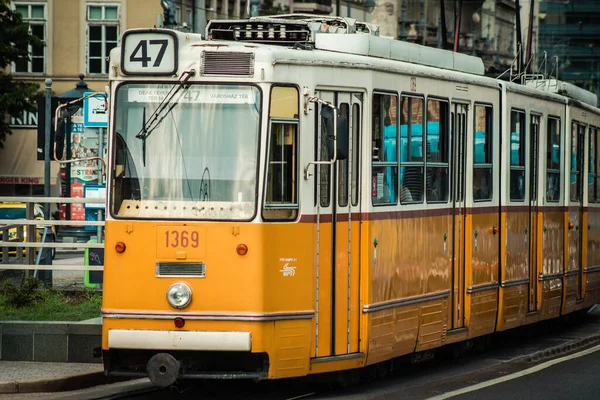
[166, 283, 192, 309]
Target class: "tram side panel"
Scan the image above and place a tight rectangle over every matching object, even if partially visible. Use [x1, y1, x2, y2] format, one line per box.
[576, 107, 600, 307]
[467, 97, 501, 338]
[363, 75, 455, 365]
[498, 89, 566, 329]
[563, 104, 593, 314]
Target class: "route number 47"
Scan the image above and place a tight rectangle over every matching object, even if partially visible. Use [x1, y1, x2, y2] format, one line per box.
[129, 39, 168, 68]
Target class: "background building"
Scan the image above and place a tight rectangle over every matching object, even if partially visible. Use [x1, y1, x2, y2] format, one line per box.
[538, 0, 600, 104]
[5, 0, 599, 202]
[2, 0, 163, 198]
[371, 0, 520, 78]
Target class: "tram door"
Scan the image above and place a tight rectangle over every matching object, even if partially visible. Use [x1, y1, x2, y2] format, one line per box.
[313, 90, 362, 358]
[569, 122, 586, 301]
[450, 103, 468, 330]
[528, 115, 540, 312]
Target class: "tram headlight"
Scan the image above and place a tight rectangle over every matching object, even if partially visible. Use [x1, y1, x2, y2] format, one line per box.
[166, 282, 192, 309]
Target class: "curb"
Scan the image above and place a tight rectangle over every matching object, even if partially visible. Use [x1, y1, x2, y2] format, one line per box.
[511, 333, 600, 364]
[0, 371, 107, 394]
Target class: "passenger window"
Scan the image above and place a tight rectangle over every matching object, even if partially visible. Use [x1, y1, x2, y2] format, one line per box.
[510, 109, 526, 201]
[426, 99, 449, 203]
[570, 122, 584, 202]
[400, 95, 424, 203]
[263, 86, 299, 221]
[546, 117, 561, 202]
[338, 103, 350, 207]
[596, 128, 600, 201]
[318, 106, 331, 207]
[351, 103, 360, 206]
[473, 105, 493, 201]
[589, 127, 597, 203]
[371, 93, 398, 205]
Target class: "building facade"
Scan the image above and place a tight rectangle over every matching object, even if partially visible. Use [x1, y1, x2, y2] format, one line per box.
[370, 0, 521, 77]
[2, 0, 164, 198]
[538, 0, 600, 104]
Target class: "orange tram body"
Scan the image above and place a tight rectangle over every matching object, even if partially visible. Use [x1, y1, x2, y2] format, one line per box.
[101, 16, 600, 386]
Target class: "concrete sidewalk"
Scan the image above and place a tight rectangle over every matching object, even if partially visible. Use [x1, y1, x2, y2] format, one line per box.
[0, 361, 104, 394]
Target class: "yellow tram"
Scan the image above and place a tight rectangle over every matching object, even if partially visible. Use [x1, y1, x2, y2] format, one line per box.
[101, 15, 600, 386]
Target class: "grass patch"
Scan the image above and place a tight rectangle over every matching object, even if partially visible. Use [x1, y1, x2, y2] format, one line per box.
[0, 279, 102, 321]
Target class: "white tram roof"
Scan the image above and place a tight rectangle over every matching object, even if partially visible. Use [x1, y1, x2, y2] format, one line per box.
[525, 79, 598, 108]
[206, 15, 484, 76]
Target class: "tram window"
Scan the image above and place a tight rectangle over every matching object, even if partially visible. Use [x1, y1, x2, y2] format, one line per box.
[570, 122, 584, 202]
[546, 117, 560, 202]
[400, 95, 425, 203]
[338, 103, 350, 207]
[589, 127, 597, 203]
[530, 115, 540, 202]
[351, 103, 360, 206]
[371, 93, 398, 205]
[319, 105, 331, 207]
[426, 99, 449, 203]
[264, 86, 299, 221]
[264, 123, 298, 219]
[473, 105, 493, 201]
[597, 127, 600, 201]
[510, 109, 526, 201]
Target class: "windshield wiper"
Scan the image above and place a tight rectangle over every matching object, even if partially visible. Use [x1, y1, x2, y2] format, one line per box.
[135, 69, 196, 164]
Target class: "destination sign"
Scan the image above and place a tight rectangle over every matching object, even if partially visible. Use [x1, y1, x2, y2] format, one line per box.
[127, 87, 257, 104]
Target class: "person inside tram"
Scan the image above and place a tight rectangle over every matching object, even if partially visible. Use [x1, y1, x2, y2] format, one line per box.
[473, 168, 489, 200]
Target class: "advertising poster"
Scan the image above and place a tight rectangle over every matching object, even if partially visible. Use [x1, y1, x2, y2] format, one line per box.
[69, 113, 100, 221]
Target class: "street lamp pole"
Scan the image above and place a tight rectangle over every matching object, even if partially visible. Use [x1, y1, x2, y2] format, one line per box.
[44, 79, 52, 220]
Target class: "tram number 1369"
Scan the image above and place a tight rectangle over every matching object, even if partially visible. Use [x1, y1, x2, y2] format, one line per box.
[165, 230, 199, 248]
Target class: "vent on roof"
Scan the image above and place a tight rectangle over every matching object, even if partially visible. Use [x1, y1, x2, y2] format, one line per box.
[201, 51, 255, 76]
[207, 19, 312, 45]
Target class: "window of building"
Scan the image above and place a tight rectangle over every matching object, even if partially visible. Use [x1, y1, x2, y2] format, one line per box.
[263, 86, 299, 221]
[186, 9, 193, 27]
[510, 109, 526, 201]
[400, 95, 425, 203]
[87, 4, 119, 74]
[546, 117, 561, 202]
[371, 93, 398, 205]
[570, 121, 584, 202]
[426, 98, 449, 203]
[13, 3, 46, 74]
[174, 6, 181, 25]
[473, 105, 493, 201]
[589, 127, 598, 203]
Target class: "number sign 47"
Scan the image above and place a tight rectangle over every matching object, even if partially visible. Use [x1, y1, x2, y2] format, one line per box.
[122, 31, 177, 75]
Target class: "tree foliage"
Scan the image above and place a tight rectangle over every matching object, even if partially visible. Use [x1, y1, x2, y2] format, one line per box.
[259, 0, 289, 16]
[0, 0, 43, 149]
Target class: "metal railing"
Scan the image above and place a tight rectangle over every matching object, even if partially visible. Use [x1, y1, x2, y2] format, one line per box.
[0, 196, 105, 272]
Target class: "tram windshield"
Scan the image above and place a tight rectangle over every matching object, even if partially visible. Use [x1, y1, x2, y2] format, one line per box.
[111, 83, 261, 220]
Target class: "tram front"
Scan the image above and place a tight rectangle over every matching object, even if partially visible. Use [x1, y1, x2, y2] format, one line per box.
[102, 29, 314, 384]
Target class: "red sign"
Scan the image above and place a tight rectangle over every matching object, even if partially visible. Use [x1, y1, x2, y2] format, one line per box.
[0, 176, 42, 184]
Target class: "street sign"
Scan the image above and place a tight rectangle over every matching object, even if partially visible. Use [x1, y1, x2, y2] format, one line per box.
[83, 92, 108, 127]
[84, 184, 106, 209]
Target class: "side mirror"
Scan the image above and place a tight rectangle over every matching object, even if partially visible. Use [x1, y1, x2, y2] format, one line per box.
[322, 107, 349, 161]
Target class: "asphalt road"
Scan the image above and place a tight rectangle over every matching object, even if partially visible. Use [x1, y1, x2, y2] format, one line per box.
[441, 344, 600, 400]
[85, 306, 600, 400]
[4, 307, 600, 400]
